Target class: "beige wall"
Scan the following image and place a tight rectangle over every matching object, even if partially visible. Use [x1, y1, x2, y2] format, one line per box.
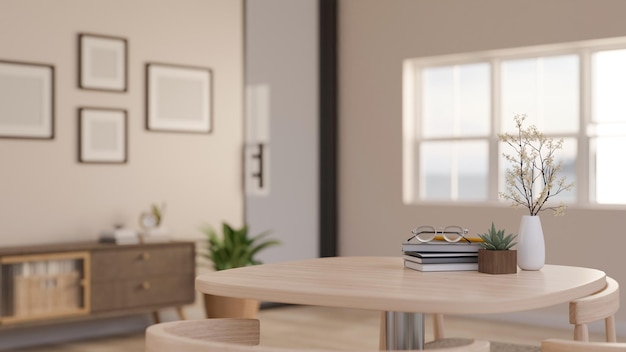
[0, 0, 244, 246]
[339, 0, 626, 332]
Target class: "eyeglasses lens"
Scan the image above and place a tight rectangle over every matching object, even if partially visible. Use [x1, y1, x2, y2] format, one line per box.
[442, 226, 464, 242]
[413, 225, 436, 242]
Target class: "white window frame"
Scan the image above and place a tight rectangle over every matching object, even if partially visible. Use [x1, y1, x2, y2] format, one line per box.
[403, 37, 626, 208]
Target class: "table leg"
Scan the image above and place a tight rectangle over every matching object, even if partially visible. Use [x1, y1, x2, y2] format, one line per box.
[384, 311, 425, 350]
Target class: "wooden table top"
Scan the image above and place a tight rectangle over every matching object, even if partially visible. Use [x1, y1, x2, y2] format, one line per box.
[195, 256, 607, 315]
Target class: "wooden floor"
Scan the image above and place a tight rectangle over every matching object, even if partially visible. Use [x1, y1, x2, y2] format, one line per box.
[13, 305, 608, 351]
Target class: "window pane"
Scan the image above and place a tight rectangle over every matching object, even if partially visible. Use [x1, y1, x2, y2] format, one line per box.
[542, 57, 579, 133]
[593, 136, 626, 204]
[422, 63, 490, 138]
[421, 142, 452, 200]
[423, 67, 454, 137]
[592, 49, 626, 123]
[501, 55, 579, 134]
[421, 141, 488, 201]
[458, 64, 490, 136]
[457, 141, 488, 201]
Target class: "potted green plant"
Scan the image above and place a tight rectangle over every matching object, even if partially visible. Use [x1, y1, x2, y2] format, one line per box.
[477, 222, 518, 275]
[199, 222, 280, 318]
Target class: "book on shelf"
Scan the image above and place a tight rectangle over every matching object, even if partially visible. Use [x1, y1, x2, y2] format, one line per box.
[401, 240, 482, 253]
[403, 260, 478, 272]
[403, 254, 477, 264]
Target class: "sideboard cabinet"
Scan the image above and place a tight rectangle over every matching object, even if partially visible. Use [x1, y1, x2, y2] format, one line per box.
[0, 241, 195, 327]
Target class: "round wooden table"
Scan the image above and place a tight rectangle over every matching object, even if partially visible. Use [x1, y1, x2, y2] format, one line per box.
[195, 256, 607, 350]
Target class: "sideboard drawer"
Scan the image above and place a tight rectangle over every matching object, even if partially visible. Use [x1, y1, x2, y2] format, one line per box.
[91, 244, 194, 282]
[91, 275, 194, 312]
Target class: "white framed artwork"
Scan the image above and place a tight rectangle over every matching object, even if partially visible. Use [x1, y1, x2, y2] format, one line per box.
[0, 60, 54, 139]
[79, 107, 127, 163]
[79, 33, 127, 92]
[146, 63, 212, 133]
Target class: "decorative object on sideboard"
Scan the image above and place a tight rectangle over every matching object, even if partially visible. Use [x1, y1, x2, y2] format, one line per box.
[477, 222, 517, 275]
[100, 224, 139, 245]
[145, 62, 213, 133]
[0, 60, 54, 139]
[198, 222, 279, 318]
[499, 114, 574, 271]
[139, 202, 170, 243]
[78, 107, 128, 164]
[78, 33, 128, 92]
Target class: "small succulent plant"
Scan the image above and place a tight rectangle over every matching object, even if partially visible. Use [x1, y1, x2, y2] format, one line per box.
[478, 222, 517, 250]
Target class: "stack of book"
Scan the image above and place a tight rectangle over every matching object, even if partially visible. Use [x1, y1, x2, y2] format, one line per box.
[402, 238, 482, 272]
[99, 227, 139, 245]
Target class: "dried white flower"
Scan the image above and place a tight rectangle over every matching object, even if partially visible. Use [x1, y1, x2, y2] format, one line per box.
[498, 114, 574, 216]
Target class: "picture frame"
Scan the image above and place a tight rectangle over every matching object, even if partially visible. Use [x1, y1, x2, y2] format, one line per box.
[79, 33, 128, 92]
[78, 107, 127, 164]
[146, 63, 212, 133]
[0, 60, 54, 139]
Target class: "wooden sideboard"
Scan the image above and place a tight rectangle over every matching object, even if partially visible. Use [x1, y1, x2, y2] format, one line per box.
[0, 241, 195, 328]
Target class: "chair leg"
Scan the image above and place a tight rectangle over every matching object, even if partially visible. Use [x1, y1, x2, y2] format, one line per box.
[379, 311, 387, 351]
[152, 311, 160, 324]
[176, 306, 187, 320]
[573, 324, 589, 342]
[433, 314, 445, 340]
[606, 315, 617, 342]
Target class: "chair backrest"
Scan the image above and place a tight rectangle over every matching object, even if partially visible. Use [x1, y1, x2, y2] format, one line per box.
[569, 276, 620, 342]
[542, 339, 626, 352]
[146, 318, 490, 352]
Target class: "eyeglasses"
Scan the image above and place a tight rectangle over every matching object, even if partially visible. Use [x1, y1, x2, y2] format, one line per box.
[407, 225, 470, 243]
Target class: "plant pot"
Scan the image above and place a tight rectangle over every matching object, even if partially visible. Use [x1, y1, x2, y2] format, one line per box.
[203, 294, 260, 318]
[478, 249, 517, 274]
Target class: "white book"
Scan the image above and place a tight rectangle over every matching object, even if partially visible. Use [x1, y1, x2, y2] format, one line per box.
[403, 259, 478, 272]
[403, 254, 478, 265]
[402, 241, 481, 253]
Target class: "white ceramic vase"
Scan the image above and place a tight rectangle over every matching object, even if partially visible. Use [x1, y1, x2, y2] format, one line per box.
[517, 215, 545, 270]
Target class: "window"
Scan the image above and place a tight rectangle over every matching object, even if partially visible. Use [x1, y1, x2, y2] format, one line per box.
[591, 49, 626, 204]
[403, 38, 626, 206]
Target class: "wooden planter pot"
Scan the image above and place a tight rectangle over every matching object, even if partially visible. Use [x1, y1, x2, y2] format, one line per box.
[203, 294, 260, 318]
[478, 249, 518, 274]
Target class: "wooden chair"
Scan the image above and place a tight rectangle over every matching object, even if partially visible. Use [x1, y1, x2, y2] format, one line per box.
[145, 318, 260, 352]
[570, 276, 619, 342]
[542, 339, 626, 352]
[147, 318, 490, 352]
[401, 276, 619, 352]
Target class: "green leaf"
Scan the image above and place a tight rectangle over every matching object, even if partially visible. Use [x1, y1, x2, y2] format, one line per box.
[478, 222, 517, 250]
[198, 222, 280, 270]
